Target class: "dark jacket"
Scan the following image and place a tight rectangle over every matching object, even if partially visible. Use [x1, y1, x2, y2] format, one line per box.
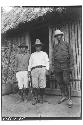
[52, 40, 74, 71]
[15, 53, 30, 72]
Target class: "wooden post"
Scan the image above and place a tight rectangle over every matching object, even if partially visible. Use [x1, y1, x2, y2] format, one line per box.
[49, 26, 53, 89]
[25, 32, 31, 54]
[49, 26, 52, 70]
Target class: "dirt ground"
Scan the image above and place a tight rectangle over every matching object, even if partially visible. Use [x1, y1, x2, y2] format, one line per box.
[2, 93, 81, 118]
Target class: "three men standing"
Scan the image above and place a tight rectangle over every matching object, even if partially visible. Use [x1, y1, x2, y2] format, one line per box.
[15, 30, 74, 107]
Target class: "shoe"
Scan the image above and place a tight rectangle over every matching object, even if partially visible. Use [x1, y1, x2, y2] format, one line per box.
[67, 99, 73, 108]
[39, 99, 43, 104]
[37, 98, 40, 103]
[37, 95, 41, 103]
[16, 98, 24, 104]
[37, 99, 43, 104]
[39, 96, 43, 104]
[24, 99, 28, 103]
[32, 97, 37, 105]
[58, 96, 67, 104]
[37, 94, 43, 104]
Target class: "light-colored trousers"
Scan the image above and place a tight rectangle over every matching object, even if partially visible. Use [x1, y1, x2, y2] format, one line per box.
[16, 71, 28, 89]
[31, 67, 46, 88]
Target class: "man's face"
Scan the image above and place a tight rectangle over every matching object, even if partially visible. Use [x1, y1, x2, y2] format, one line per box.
[55, 35, 62, 42]
[35, 45, 42, 52]
[21, 47, 25, 53]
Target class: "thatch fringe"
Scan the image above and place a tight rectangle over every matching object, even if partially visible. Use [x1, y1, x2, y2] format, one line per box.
[1, 7, 54, 34]
[1, 7, 81, 34]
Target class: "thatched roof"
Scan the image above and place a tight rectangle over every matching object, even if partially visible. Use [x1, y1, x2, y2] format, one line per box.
[1, 6, 81, 34]
[1, 7, 54, 34]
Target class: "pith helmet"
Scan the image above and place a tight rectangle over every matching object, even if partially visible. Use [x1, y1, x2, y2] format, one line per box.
[34, 39, 43, 46]
[54, 29, 64, 37]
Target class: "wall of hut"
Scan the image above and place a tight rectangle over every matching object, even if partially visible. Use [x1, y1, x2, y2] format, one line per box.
[1, 19, 81, 96]
[49, 19, 81, 93]
[1, 32, 31, 85]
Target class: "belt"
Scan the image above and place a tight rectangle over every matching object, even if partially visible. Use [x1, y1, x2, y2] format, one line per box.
[31, 65, 46, 71]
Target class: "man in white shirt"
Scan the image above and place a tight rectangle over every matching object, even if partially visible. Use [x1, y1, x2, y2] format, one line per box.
[28, 39, 49, 105]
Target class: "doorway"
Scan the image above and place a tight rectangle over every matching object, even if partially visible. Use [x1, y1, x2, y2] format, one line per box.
[30, 26, 50, 88]
[30, 26, 49, 55]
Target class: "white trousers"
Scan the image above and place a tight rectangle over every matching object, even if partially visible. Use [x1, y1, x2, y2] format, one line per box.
[31, 67, 46, 88]
[16, 71, 28, 89]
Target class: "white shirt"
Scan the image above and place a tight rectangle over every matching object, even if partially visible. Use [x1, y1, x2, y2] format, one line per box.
[28, 51, 49, 71]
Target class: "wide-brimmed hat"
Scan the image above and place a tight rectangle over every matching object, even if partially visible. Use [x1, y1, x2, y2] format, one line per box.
[33, 39, 43, 47]
[18, 43, 28, 48]
[54, 29, 64, 37]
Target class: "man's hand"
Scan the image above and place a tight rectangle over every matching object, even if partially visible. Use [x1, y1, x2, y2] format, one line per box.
[28, 71, 31, 76]
[45, 70, 49, 76]
[69, 67, 74, 75]
[28, 76, 31, 82]
[28, 71, 31, 81]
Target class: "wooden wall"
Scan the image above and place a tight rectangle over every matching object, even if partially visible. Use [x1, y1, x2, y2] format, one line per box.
[2, 19, 81, 96]
[49, 20, 81, 95]
[11, 32, 31, 54]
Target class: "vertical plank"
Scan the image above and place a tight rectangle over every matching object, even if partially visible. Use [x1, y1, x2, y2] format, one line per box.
[49, 26, 53, 89]
[71, 23, 75, 90]
[78, 20, 81, 90]
[25, 32, 31, 54]
[78, 20, 81, 80]
[76, 22, 80, 90]
[74, 23, 77, 90]
[65, 22, 81, 91]
[65, 24, 69, 43]
[49, 26, 53, 71]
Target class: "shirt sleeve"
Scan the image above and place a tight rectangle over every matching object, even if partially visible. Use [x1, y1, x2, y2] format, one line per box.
[52, 50, 55, 71]
[44, 53, 49, 70]
[15, 55, 18, 72]
[28, 54, 32, 72]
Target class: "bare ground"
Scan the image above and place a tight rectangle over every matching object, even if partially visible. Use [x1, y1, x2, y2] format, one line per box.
[2, 93, 81, 118]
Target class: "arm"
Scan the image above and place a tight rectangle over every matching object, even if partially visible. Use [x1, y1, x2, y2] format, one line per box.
[28, 54, 32, 72]
[45, 53, 49, 71]
[15, 55, 18, 72]
[44, 53, 49, 75]
[51, 44, 58, 73]
[68, 44, 74, 69]
[66, 43, 74, 74]
[28, 55, 33, 83]
[51, 50, 55, 73]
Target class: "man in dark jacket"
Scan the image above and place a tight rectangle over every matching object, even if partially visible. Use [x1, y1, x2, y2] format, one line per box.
[15, 44, 30, 102]
[53, 29, 74, 107]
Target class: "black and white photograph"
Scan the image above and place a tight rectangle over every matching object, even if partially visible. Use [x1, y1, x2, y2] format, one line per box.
[1, 6, 82, 120]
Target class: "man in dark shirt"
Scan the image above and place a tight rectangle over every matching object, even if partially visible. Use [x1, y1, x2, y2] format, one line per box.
[53, 29, 74, 107]
[15, 44, 30, 102]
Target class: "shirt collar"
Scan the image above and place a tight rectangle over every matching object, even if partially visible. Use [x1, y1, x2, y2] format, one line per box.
[58, 39, 63, 45]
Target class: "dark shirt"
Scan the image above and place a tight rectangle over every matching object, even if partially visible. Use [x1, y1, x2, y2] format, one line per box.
[15, 53, 30, 72]
[53, 40, 74, 71]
